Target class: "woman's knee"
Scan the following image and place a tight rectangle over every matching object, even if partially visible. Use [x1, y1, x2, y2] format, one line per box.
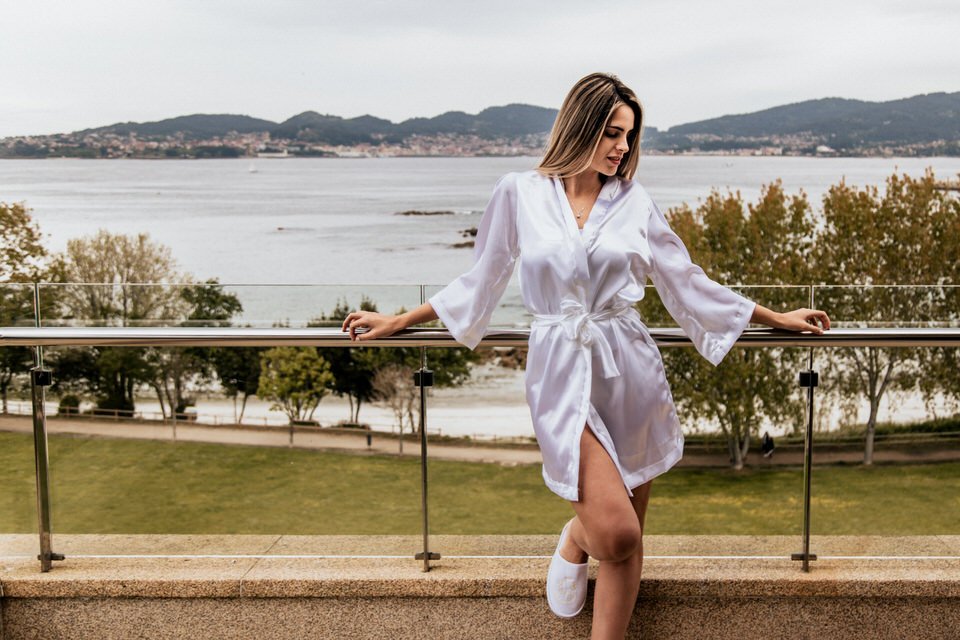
[591, 520, 643, 562]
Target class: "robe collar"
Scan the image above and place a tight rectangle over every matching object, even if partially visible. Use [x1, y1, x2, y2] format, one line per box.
[551, 175, 621, 289]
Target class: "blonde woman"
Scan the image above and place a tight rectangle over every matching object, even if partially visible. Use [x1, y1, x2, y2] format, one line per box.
[342, 72, 830, 639]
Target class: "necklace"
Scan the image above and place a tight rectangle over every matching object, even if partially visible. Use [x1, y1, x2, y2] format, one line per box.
[563, 178, 603, 221]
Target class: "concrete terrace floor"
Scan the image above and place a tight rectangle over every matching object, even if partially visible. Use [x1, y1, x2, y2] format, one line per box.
[2, 534, 960, 639]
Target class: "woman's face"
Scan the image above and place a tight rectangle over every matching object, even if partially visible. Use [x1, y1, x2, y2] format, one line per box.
[590, 104, 635, 176]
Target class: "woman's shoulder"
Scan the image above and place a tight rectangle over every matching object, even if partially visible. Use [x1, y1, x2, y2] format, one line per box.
[621, 176, 650, 198]
[496, 169, 549, 189]
[618, 178, 657, 211]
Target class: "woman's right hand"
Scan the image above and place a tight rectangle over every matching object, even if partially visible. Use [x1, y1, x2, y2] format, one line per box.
[341, 310, 403, 342]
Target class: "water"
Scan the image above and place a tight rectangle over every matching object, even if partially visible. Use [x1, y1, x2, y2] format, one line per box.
[2, 155, 958, 436]
[4, 155, 959, 288]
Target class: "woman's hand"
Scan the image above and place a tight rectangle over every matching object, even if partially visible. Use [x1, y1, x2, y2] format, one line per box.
[776, 308, 831, 335]
[341, 310, 403, 342]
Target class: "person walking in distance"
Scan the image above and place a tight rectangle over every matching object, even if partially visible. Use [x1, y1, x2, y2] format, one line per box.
[341, 72, 830, 639]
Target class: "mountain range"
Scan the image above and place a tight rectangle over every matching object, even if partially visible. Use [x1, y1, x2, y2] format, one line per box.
[78, 104, 560, 146]
[16, 91, 960, 156]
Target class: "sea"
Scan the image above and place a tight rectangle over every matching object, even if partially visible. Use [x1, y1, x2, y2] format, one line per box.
[2, 155, 958, 437]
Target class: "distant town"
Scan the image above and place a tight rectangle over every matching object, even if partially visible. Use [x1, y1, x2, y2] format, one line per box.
[6, 129, 953, 159]
[0, 130, 553, 160]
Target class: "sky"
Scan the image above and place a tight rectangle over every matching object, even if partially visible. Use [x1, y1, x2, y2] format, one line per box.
[1, 0, 957, 138]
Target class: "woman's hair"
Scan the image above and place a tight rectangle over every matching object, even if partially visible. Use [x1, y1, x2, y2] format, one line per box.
[537, 72, 644, 181]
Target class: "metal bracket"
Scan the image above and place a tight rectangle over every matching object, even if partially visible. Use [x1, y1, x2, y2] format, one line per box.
[37, 552, 66, 562]
[413, 369, 433, 387]
[31, 368, 53, 387]
[790, 552, 818, 562]
[415, 551, 441, 560]
[798, 370, 818, 388]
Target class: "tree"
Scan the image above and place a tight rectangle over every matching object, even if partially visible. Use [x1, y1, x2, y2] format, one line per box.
[309, 294, 481, 428]
[371, 362, 417, 452]
[61, 229, 185, 326]
[210, 346, 263, 423]
[50, 345, 154, 412]
[638, 182, 815, 468]
[54, 230, 186, 411]
[1, 201, 47, 282]
[814, 169, 960, 463]
[309, 295, 381, 425]
[257, 347, 334, 424]
[144, 280, 243, 418]
[0, 201, 64, 412]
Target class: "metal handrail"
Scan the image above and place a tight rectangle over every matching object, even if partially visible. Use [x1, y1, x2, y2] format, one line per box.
[2, 326, 960, 347]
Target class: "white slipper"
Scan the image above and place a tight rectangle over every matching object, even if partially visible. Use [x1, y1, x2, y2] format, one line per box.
[546, 519, 588, 618]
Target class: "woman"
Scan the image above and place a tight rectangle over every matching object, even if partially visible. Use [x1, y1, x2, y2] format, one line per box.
[341, 72, 830, 639]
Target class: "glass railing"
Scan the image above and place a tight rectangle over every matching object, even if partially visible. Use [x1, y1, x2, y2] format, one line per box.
[1, 283, 958, 571]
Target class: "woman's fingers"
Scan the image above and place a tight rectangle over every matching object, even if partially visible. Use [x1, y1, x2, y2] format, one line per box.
[806, 309, 831, 332]
[816, 310, 832, 330]
[340, 311, 384, 341]
[788, 308, 831, 334]
[341, 311, 363, 340]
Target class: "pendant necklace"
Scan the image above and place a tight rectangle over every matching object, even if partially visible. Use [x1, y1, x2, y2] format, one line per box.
[563, 178, 603, 221]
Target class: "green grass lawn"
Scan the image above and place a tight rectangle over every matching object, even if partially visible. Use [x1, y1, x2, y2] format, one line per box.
[1, 431, 958, 535]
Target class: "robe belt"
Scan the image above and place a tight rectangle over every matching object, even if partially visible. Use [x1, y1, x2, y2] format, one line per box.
[531, 298, 638, 379]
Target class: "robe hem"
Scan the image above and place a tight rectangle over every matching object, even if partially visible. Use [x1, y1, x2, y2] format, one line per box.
[705, 297, 758, 366]
[428, 292, 480, 350]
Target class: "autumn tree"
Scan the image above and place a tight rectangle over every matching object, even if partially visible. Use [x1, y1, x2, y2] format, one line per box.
[60, 230, 185, 326]
[52, 230, 187, 411]
[638, 182, 815, 468]
[0, 201, 63, 411]
[814, 169, 960, 464]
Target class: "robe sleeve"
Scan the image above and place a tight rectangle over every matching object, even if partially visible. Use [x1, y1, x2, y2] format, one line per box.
[645, 196, 757, 366]
[428, 172, 520, 350]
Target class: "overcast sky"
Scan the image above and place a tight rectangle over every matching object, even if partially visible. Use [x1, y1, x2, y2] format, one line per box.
[1, 0, 956, 137]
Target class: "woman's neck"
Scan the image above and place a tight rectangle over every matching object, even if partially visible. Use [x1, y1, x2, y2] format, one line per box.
[562, 170, 605, 197]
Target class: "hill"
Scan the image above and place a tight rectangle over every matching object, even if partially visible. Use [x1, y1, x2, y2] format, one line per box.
[76, 104, 559, 145]
[79, 114, 278, 139]
[649, 91, 960, 154]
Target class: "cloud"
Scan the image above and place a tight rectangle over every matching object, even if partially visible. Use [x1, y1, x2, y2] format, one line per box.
[0, 0, 955, 136]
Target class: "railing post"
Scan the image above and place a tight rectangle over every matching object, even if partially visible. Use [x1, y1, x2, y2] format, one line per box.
[792, 284, 818, 571]
[414, 285, 439, 571]
[30, 283, 64, 571]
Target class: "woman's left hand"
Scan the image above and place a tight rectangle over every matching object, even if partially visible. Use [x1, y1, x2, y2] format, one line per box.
[777, 308, 831, 334]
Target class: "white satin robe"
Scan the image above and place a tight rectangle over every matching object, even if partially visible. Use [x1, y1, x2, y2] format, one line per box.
[428, 170, 757, 501]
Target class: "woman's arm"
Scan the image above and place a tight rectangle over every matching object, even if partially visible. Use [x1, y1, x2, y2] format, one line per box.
[341, 302, 438, 342]
[752, 303, 831, 335]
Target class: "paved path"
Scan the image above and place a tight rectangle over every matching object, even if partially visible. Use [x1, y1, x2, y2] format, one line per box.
[2, 414, 957, 467]
[0, 414, 542, 465]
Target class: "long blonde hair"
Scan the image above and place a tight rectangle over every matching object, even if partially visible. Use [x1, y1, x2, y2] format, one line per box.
[537, 72, 644, 180]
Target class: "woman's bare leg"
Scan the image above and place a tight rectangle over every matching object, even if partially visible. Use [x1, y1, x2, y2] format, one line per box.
[560, 426, 646, 640]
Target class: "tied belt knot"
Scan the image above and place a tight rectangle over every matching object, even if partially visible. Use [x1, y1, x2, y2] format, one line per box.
[532, 298, 638, 379]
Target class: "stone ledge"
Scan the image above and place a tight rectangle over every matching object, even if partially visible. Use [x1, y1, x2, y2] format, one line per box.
[3, 556, 960, 600]
[2, 534, 959, 600]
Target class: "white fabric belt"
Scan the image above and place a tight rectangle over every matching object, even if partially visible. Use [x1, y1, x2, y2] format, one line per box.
[531, 298, 640, 379]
